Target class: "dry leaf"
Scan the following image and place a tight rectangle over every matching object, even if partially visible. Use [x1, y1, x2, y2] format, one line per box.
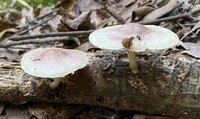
[59, 9, 75, 20]
[179, 42, 200, 58]
[176, 26, 191, 38]
[19, 0, 34, 20]
[29, 26, 42, 35]
[0, 28, 18, 40]
[63, 11, 92, 30]
[0, 48, 22, 62]
[28, 105, 47, 119]
[178, 0, 191, 12]
[181, 21, 200, 40]
[18, 7, 35, 28]
[0, 18, 17, 32]
[77, 0, 102, 12]
[76, 41, 99, 52]
[55, 0, 75, 10]
[142, 0, 178, 21]
[90, 9, 111, 28]
[47, 15, 63, 31]
[179, 42, 200, 50]
[4, 9, 22, 22]
[182, 49, 200, 58]
[90, 10, 104, 28]
[134, 5, 156, 17]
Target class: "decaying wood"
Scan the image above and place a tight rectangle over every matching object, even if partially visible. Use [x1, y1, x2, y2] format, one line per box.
[0, 50, 200, 118]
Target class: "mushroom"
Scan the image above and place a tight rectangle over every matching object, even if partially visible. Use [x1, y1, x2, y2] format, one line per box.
[89, 23, 179, 73]
[21, 48, 88, 89]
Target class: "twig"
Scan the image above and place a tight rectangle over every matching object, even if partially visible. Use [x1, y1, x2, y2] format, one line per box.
[0, 37, 74, 48]
[19, 8, 60, 28]
[105, 7, 126, 25]
[139, 8, 200, 24]
[17, 17, 53, 35]
[9, 30, 93, 41]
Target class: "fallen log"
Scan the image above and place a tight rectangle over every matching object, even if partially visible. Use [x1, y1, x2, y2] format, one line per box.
[0, 50, 199, 118]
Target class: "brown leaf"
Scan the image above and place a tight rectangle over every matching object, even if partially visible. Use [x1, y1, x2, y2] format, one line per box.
[90, 9, 110, 28]
[76, 41, 99, 52]
[28, 105, 47, 119]
[0, 18, 17, 32]
[4, 9, 22, 22]
[59, 9, 75, 20]
[176, 26, 191, 38]
[142, 0, 179, 21]
[0, 48, 21, 62]
[0, 28, 19, 41]
[134, 5, 156, 17]
[47, 15, 63, 31]
[63, 11, 92, 30]
[77, 0, 102, 12]
[55, 0, 75, 10]
[19, 7, 35, 28]
[181, 21, 200, 40]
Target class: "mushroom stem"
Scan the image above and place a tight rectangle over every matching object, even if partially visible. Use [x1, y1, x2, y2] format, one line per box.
[126, 49, 139, 73]
[50, 77, 63, 89]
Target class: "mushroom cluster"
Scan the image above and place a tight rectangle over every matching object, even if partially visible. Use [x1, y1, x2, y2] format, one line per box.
[21, 48, 88, 89]
[89, 23, 179, 73]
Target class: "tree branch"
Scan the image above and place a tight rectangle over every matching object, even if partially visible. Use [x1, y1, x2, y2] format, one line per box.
[0, 37, 80, 48]
[9, 30, 93, 41]
[17, 17, 53, 35]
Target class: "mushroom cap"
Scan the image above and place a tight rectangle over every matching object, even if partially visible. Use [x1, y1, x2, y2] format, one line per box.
[89, 23, 179, 52]
[21, 48, 88, 78]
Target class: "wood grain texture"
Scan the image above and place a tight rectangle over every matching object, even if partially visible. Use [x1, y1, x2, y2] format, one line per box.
[0, 50, 200, 118]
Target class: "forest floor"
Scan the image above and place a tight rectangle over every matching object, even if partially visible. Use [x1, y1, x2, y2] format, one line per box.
[0, 0, 200, 118]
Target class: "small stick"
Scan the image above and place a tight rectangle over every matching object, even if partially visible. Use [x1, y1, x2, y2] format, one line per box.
[0, 37, 72, 48]
[9, 30, 93, 41]
[105, 7, 126, 25]
[19, 8, 60, 28]
[17, 17, 53, 35]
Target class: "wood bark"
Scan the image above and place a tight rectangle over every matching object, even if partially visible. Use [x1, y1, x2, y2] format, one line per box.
[0, 50, 200, 118]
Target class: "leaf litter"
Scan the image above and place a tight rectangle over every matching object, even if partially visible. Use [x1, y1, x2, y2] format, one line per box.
[0, 0, 200, 118]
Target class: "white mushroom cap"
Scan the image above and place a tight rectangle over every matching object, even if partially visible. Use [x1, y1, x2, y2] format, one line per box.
[89, 23, 179, 52]
[21, 48, 88, 78]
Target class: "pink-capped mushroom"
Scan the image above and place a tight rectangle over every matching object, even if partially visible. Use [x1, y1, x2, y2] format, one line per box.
[89, 23, 179, 73]
[21, 48, 88, 89]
